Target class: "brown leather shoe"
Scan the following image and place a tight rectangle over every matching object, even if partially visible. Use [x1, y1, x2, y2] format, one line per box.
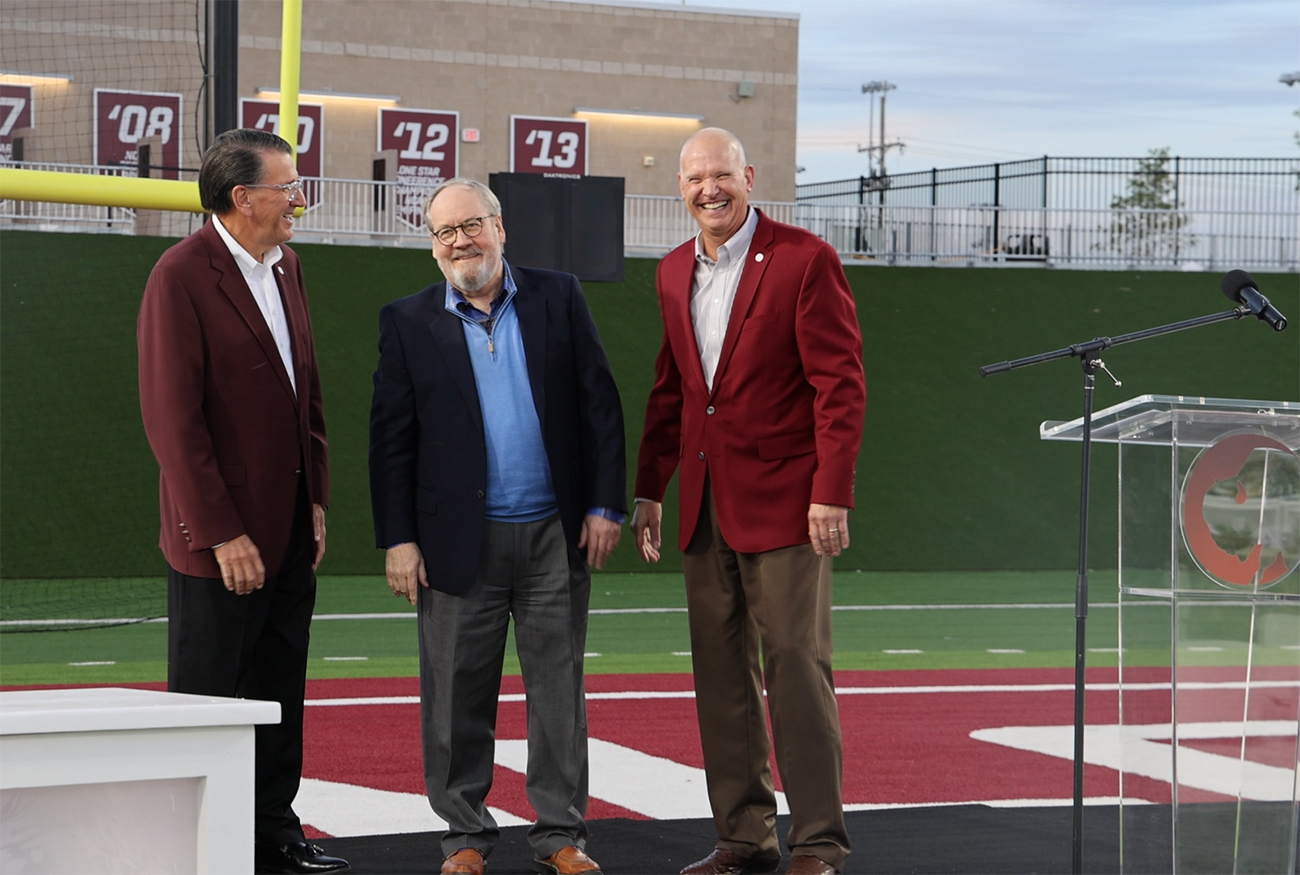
[534, 845, 601, 875]
[680, 848, 782, 875]
[784, 856, 838, 875]
[441, 847, 486, 875]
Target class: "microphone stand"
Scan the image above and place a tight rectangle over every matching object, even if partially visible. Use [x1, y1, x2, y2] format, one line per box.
[979, 303, 1253, 875]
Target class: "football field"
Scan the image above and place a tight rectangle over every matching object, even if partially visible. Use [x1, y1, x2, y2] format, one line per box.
[0, 570, 1133, 685]
[3, 569, 1298, 845]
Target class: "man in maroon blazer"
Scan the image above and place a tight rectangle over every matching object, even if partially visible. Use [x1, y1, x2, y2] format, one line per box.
[138, 129, 345, 875]
[633, 128, 866, 875]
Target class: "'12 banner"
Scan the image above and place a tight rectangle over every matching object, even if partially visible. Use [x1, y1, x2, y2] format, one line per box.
[378, 108, 459, 229]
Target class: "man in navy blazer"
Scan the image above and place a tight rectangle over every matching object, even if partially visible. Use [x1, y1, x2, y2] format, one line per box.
[369, 179, 626, 875]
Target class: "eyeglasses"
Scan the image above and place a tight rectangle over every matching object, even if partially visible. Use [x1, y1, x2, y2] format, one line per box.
[432, 215, 496, 245]
[246, 179, 306, 198]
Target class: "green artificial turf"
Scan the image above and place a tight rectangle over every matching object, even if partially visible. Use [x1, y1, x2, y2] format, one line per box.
[0, 569, 1165, 685]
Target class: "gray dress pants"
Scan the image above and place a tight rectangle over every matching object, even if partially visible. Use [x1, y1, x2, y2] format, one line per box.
[417, 514, 591, 860]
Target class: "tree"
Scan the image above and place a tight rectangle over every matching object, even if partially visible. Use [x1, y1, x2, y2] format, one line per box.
[1100, 147, 1192, 262]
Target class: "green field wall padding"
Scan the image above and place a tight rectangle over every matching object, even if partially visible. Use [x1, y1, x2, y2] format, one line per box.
[2, 229, 1296, 577]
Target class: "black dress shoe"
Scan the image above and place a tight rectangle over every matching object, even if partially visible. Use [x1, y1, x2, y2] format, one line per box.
[255, 840, 350, 874]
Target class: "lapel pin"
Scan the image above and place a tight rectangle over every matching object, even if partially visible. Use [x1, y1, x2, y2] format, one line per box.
[755, 253, 764, 262]
[277, 266, 285, 275]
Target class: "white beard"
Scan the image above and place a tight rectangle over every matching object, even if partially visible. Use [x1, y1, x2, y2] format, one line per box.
[439, 247, 500, 294]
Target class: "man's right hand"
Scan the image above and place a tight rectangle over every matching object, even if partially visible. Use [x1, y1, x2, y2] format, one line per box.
[213, 535, 266, 595]
[630, 500, 662, 563]
[386, 542, 428, 606]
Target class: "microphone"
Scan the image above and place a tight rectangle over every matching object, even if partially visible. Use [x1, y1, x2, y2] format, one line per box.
[1221, 270, 1287, 331]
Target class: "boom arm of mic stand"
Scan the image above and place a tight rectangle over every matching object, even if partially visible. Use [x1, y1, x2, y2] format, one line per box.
[974, 303, 1246, 875]
[978, 308, 1246, 377]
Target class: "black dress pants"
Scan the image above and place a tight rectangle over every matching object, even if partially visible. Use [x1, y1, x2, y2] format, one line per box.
[167, 486, 316, 846]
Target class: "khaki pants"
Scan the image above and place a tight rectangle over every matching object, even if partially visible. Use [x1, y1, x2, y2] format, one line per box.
[682, 482, 850, 869]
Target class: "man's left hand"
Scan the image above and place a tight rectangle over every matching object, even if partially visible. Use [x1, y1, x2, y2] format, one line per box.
[312, 504, 327, 570]
[809, 503, 850, 557]
[579, 514, 622, 569]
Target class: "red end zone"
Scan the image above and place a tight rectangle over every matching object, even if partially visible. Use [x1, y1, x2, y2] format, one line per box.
[300, 667, 1299, 837]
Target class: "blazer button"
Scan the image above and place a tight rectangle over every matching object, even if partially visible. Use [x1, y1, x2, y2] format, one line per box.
[698, 452, 705, 460]
[477, 490, 485, 498]
[294, 468, 302, 475]
[706, 405, 715, 415]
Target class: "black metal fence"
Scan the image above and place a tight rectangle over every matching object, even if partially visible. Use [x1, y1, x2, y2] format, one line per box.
[796, 157, 1300, 214]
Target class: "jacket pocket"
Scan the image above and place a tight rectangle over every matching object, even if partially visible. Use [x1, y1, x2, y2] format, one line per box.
[417, 488, 438, 515]
[757, 431, 815, 461]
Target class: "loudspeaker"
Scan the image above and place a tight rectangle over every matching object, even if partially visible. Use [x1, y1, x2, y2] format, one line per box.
[488, 173, 624, 283]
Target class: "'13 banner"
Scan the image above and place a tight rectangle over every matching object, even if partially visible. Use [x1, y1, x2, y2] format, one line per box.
[511, 116, 587, 177]
[240, 100, 324, 208]
[378, 108, 459, 230]
[94, 89, 181, 179]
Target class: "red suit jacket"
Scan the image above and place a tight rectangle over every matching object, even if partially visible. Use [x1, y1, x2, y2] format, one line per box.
[636, 210, 866, 553]
[138, 220, 329, 579]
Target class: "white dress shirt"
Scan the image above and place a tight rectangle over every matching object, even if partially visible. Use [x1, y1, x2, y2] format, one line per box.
[690, 207, 759, 391]
[212, 214, 297, 395]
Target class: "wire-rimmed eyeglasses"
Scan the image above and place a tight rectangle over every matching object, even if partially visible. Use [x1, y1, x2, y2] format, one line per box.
[432, 215, 496, 245]
[246, 179, 306, 198]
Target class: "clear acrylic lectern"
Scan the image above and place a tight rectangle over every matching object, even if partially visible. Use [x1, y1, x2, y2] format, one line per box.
[1042, 395, 1300, 874]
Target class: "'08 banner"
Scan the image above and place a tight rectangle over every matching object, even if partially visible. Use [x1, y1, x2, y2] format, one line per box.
[94, 89, 181, 179]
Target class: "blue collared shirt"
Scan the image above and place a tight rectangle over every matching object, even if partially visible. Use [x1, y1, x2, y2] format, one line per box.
[445, 262, 623, 525]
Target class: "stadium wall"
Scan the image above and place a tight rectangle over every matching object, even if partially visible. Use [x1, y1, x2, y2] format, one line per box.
[1, 229, 1296, 579]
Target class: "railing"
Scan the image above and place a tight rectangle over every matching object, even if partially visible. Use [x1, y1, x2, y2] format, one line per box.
[785, 202, 1298, 271]
[3, 170, 1296, 271]
[797, 157, 1300, 214]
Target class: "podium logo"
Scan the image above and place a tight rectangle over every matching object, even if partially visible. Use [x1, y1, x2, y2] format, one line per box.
[1180, 431, 1300, 589]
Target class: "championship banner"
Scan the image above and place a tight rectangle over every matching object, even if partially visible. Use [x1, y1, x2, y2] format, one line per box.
[240, 99, 325, 209]
[377, 107, 459, 230]
[0, 84, 34, 162]
[94, 89, 181, 179]
[510, 116, 588, 177]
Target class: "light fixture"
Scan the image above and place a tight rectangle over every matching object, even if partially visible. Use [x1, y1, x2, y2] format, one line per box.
[574, 107, 703, 123]
[257, 87, 399, 104]
[0, 70, 74, 84]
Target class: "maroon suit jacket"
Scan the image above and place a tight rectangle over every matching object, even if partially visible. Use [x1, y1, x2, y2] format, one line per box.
[138, 219, 328, 578]
[636, 210, 866, 553]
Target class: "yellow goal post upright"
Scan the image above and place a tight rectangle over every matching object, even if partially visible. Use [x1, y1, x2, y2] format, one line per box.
[0, 0, 304, 215]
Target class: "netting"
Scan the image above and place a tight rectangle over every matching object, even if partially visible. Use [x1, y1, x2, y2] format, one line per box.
[1, 0, 208, 174]
[0, 579, 167, 632]
[0, 3, 205, 632]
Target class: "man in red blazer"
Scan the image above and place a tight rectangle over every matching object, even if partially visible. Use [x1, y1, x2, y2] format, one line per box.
[633, 128, 866, 875]
[138, 129, 345, 875]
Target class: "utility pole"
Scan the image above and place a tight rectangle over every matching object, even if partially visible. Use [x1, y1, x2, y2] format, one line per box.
[857, 80, 904, 184]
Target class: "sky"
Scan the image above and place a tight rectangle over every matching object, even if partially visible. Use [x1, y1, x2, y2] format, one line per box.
[680, 0, 1300, 183]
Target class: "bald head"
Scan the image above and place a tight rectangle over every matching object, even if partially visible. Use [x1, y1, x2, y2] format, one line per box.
[679, 127, 747, 175]
[677, 127, 755, 259]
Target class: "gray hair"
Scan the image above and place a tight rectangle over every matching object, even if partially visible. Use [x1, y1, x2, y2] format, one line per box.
[422, 178, 502, 232]
[198, 128, 292, 215]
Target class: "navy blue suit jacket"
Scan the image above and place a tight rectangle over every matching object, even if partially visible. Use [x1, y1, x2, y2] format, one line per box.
[368, 264, 627, 594]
